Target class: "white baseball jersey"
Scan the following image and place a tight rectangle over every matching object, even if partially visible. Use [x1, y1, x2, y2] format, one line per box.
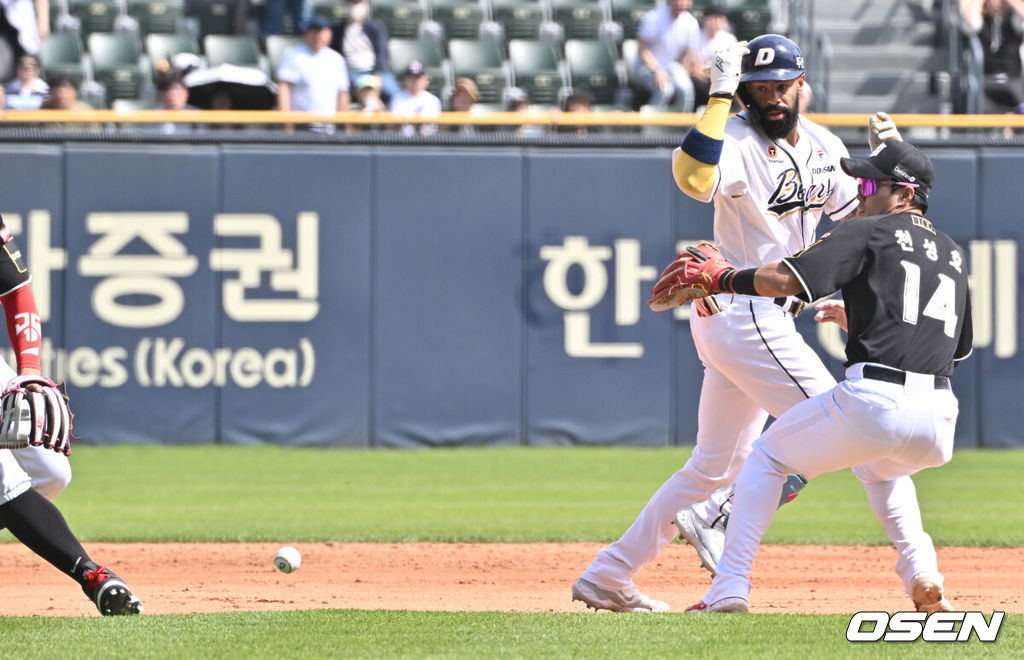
[695, 112, 859, 269]
[580, 114, 863, 599]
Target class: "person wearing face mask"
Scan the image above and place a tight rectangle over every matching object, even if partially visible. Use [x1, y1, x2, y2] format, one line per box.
[331, 0, 400, 104]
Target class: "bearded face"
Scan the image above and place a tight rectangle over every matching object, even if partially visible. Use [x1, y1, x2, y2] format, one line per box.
[757, 100, 799, 139]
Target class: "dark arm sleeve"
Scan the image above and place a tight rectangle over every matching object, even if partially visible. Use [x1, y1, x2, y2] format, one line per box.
[781, 218, 874, 302]
[954, 287, 973, 362]
[371, 22, 390, 72]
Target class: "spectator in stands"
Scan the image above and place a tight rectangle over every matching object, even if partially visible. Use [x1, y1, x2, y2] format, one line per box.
[40, 74, 98, 130]
[450, 77, 479, 112]
[632, 0, 701, 111]
[5, 53, 45, 109]
[41, 73, 90, 111]
[276, 15, 351, 133]
[354, 73, 385, 113]
[445, 77, 480, 134]
[505, 86, 543, 138]
[561, 88, 594, 135]
[331, 0, 400, 104]
[150, 73, 200, 134]
[0, 0, 48, 83]
[689, 4, 737, 110]
[389, 59, 441, 137]
[262, 0, 311, 39]
[961, 0, 1024, 112]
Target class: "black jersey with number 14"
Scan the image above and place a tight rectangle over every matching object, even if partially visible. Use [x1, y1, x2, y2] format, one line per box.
[782, 211, 973, 376]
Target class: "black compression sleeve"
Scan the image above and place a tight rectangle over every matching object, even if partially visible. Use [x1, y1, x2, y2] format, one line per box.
[720, 268, 758, 295]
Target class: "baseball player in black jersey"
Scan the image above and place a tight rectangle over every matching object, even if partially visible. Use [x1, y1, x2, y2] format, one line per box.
[680, 140, 971, 613]
[0, 216, 142, 616]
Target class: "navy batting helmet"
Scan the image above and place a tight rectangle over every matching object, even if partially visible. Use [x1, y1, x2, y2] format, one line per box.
[740, 34, 804, 82]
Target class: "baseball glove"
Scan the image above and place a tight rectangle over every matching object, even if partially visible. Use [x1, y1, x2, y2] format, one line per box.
[648, 241, 736, 312]
[0, 375, 72, 455]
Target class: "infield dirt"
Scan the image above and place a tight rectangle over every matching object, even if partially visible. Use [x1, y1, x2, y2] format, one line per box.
[1, 543, 1021, 617]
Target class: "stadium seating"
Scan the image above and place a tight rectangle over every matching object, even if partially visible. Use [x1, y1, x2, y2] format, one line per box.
[203, 34, 263, 69]
[508, 39, 564, 105]
[564, 38, 621, 105]
[145, 32, 200, 78]
[371, 0, 427, 39]
[187, 0, 239, 38]
[87, 32, 147, 104]
[265, 35, 304, 76]
[490, 0, 547, 44]
[609, 0, 654, 41]
[548, 0, 605, 41]
[128, 0, 186, 35]
[68, 0, 122, 38]
[429, 0, 487, 41]
[39, 32, 88, 88]
[311, 0, 348, 23]
[447, 38, 508, 104]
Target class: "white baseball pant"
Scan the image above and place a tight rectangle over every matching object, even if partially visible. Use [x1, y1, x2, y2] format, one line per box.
[705, 363, 957, 604]
[582, 295, 836, 590]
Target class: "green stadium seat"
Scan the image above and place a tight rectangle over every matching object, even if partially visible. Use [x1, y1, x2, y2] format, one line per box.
[490, 0, 546, 43]
[68, 0, 122, 38]
[609, 0, 654, 41]
[564, 38, 621, 105]
[447, 38, 507, 104]
[549, 0, 606, 41]
[87, 32, 147, 104]
[311, 0, 348, 23]
[187, 0, 240, 38]
[39, 32, 88, 88]
[429, 0, 486, 41]
[371, 0, 427, 39]
[387, 37, 444, 72]
[508, 39, 564, 105]
[265, 34, 303, 75]
[128, 0, 186, 35]
[145, 32, 200, 76]
[203, 34, 262, 68]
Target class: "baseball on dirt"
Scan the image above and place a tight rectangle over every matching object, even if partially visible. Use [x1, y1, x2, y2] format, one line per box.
[274, 546, 301, 573]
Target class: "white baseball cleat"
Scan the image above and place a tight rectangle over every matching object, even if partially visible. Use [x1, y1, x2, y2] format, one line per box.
[675, 507, 724, 576]
[571, 578, 669, 612]
[685, 596, 749, 613]
[911, 572, 953, 613]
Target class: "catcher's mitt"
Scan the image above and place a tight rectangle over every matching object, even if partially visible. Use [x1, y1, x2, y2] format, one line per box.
[648, 241, 736, 312]
[0, 375, 72, 455]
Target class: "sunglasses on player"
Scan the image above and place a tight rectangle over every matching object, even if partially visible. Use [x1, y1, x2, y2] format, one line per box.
[857, 178, 921, 197]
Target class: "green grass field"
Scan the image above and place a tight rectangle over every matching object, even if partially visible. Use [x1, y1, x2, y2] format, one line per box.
[2, 446, 1022, 657]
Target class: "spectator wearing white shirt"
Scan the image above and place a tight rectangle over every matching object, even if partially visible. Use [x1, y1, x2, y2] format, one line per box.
[4, 53, 46, 109]
[632, 0, 701, 111]
[389, 60, 441, 137]
[276, 15, 350, 132]
[689, 5, 737, 110]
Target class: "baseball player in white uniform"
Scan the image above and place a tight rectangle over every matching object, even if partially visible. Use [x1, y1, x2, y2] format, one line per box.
[572, 34, 902, 612]
[684, 140, 969, 612]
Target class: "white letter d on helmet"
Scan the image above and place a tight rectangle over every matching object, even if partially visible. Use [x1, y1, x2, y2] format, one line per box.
[755, 48, 775, 66]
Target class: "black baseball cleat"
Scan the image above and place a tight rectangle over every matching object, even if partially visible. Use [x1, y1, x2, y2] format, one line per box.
[82, 564, 143, 616]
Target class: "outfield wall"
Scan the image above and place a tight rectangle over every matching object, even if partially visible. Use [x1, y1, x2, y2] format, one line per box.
[0, 144, 1017, 447]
